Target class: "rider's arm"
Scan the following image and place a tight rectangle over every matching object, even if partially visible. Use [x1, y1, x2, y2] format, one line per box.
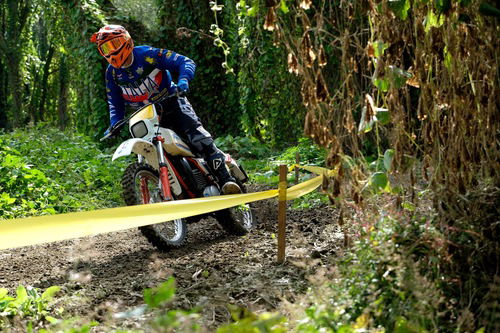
[105, 67, 125, 126]
[154, 48, 196, 82]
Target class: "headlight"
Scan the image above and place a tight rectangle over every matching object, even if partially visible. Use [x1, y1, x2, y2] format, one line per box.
[131, 121, 148, 138]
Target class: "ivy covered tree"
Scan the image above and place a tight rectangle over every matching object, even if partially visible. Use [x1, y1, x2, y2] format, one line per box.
[0, 0, 32, 127]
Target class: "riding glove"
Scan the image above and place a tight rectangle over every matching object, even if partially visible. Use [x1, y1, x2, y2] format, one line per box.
[177, 78, 189, 93]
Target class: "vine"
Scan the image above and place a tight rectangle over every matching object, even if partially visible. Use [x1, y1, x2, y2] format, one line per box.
[209, 1, 234, 74]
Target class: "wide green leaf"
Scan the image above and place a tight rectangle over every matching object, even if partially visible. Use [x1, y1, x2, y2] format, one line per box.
[41, 286, 61, 301]
[424, 10, 445, 33]
[388, 0, 411, 20]
[373, 40, 388, 58]
[10, 285, 28, 307]
[370, 172, 389, 192]
[388, 65, 412, 89]
[280, 0, 289, 13]
[373, 77, 390, 92]
[143, 278, 176, 308]
[0, 288, 9, 299]
[384, 149, 395, 171]
[358, 105, 390, 134]
[377, 109, 390, 125]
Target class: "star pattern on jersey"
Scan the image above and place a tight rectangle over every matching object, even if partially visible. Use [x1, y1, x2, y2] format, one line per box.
[145, 56, 156, 65]
[136, 66, 143, 75]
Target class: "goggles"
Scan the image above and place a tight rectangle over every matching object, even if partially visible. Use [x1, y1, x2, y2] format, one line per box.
[99, 37, 127, 57]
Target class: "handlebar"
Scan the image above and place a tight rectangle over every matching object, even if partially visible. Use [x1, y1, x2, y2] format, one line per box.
[100, 90, 186, 141]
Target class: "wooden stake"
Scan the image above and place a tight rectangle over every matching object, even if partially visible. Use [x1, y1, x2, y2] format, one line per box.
[295, 152, 300, 184]
[277, 164, 287, 263]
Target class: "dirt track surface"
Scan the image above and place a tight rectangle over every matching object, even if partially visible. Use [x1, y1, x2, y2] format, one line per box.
[0, 194, 341, 329]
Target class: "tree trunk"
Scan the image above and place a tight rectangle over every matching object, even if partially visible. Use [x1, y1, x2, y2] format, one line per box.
[57, 55, 69, 130]
[0, 58, 9, 129]
[5, 52, 23, 127]
[37, 45, 55, 122]
[0, 0, 32, 128]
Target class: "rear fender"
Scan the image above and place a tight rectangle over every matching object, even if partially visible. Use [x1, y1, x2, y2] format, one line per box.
[112, 139, 159, 169]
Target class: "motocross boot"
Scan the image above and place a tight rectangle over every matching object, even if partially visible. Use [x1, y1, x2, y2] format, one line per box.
[207, 153, 242, 195]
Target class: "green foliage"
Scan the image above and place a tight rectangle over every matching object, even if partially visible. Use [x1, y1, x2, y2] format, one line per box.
[388, 0, 411, 20]
[0, 285, 61, 329]
[291, 190, 328, 210]
[217, 307, 287, 333]
[62, 0, 109, 138]
[143, 278, 201, 332]
[236, 26, 306, 146]
[0, 137, 58, 218]
[143, 279, 286, 332]
[276, 138, 327, 167]
[215, 135, 272, 159]
[424, 9, 445, 32]
[296, 214, 446, 332]
[154, 0, 242, 137]
[0, 126, 127, 218]
[110, 0, 159, 30]
[143, 278, 176, 309]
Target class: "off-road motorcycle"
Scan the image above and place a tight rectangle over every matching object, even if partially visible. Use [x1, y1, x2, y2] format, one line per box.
[101, 93, 254, 250]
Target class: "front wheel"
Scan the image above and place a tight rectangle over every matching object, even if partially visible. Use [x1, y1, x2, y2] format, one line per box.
[122, 162, 187, 250]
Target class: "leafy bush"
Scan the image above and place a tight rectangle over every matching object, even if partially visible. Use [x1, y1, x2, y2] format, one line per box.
[142, 278, 201, 332]
[216, 135, 325, 171]
[275, 138, 327, 167]
[215, 134, 272, 160]
[295, 214, 446, 331]
[292, 208, 493, 332]
[0, 285, 61, 330]
[0, 126, 128, 219]
[291, 190, 329, 210]
[217, 307, 287, 333]
[0, 138, 58, 218]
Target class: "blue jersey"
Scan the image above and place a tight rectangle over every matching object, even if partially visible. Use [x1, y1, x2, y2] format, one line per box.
[105, 45, 196, 126]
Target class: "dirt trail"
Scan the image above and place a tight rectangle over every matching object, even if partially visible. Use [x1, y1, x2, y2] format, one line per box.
[0, 196, 341, 329]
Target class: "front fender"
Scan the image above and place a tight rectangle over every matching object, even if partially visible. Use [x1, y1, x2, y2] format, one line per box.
[112, 139, 159, 169]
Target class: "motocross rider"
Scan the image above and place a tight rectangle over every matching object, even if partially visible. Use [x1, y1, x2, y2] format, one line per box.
[90, 25, 241, 195]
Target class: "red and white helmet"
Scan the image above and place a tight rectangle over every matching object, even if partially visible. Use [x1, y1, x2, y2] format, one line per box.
[90, 25, 134, 68]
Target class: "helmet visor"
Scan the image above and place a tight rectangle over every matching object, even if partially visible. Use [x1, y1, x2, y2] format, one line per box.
[99, 37, 126, 56]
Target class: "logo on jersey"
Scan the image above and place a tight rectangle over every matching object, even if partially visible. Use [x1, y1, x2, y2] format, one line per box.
[212, 158, 223, 170]
[120, 69, 163, 103]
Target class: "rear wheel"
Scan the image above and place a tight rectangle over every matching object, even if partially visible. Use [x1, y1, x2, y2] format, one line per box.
[122, 162, 187, 250]
[215, 183, 255, 235]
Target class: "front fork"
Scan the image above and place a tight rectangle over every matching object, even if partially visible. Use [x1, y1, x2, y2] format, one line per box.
[136, 155, 149, 204]
[154, 136, 173, 201]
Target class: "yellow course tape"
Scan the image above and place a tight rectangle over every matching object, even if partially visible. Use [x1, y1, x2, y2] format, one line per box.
[0, 166, 333, 250]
